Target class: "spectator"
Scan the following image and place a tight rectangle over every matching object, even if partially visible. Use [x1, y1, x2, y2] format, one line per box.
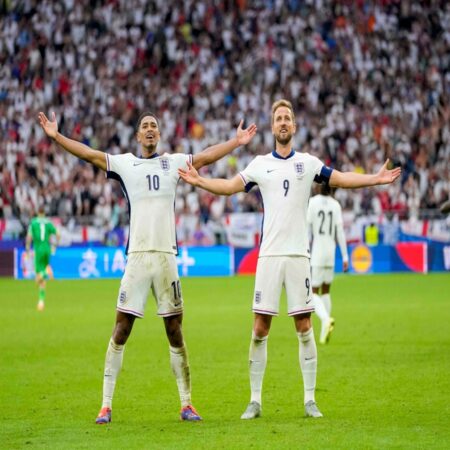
[0, 1, 448, 240]
[365, 223, 380, 247]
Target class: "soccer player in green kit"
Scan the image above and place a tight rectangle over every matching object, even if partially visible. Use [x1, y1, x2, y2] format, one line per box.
[25, 205, 60, 311]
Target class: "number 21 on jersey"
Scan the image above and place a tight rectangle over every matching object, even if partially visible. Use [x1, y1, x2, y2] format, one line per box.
[318, 210, 333, 235]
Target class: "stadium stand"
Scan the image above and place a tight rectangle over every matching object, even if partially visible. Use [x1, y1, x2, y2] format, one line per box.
[0, 0, 449, 243]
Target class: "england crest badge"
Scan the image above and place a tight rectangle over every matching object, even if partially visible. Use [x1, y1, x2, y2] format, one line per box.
[294, 162, 304, 178]
[160, 158, 170, 172]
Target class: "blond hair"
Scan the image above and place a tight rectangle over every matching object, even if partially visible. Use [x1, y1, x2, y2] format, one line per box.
[271, 99, 295, 124]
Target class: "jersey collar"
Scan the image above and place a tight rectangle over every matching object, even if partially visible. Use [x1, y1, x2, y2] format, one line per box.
[272, 149, 295, 160]
[139, 153, 160, 159]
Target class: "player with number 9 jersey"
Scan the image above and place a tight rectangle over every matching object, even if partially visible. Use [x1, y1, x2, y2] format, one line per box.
[240, 151, 330, 259]
[239, 149, 332, 317]
[177, 98, 401, 420]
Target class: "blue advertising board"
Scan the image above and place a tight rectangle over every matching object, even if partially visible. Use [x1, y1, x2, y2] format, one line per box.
[15, 246, 233, 279]
[14, 242, 449, 280]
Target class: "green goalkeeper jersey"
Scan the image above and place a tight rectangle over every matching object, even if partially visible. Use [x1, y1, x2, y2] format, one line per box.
[28, 217, 57, 253]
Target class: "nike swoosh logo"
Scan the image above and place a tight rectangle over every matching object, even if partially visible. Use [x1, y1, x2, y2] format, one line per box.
[133, 162, 145, 166]
[306, 299, 312, 304]
[267, 169, 278, 173]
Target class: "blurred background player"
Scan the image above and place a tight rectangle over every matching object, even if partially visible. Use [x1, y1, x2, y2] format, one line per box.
[307, 184, 348, 344]
[25, 204, 60, 311]
[178, 99, 401, 420]
[38, 110, 256, 424]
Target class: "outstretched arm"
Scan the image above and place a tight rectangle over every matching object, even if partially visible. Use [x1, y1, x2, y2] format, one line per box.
[192, 120, 257, 169]
[38, 112, 107, 171]
[179, 162, 245, 195]
[330, 160, 401, 189]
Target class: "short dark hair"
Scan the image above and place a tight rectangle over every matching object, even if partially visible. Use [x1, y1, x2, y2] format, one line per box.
[321, 183, 332, 196]
[136, 111, 160, 132]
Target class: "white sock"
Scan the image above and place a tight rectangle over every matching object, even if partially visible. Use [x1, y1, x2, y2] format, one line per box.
[170, 345, 191, 407]
[298, 328, 317, 404]
[249, 332, 268, 405]
[322, 293, 332, 315]
[102, 338, 124, 409]
[313, 294, 329, 323]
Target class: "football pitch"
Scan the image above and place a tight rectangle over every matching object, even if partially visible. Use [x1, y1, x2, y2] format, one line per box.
[1, 273, 449, 449]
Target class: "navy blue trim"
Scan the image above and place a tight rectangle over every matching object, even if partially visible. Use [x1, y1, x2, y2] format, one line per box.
[272, 149, 295, 160]
[107, 171, 131, 254]
[245, 181, 257, 193]
[139, 152, 160, 159]
[314, 165, 333, 184]
[259, 194, 265, 246]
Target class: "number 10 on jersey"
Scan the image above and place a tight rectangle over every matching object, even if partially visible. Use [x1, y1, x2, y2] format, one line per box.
[146, 174, 160, 190]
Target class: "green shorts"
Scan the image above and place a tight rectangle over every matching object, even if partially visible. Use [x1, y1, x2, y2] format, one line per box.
[34, 250, 51, 277]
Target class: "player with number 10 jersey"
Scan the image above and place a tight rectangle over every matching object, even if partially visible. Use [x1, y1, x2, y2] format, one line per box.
[38, 108, 257, 424]
[106, 153, 192, 256]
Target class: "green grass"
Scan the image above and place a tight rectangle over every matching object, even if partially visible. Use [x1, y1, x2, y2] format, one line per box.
[0, 273, 449, 449]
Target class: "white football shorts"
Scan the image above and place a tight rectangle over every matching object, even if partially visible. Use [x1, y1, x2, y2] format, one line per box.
[311, 266, 335, 287]
[116, 251, 183, 318]
[252, 256, 314, 316]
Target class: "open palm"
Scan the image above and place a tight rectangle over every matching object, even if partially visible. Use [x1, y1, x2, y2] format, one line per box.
[377, 159, 402, 184]
[38, 112, 58, 138]
[178, 161, 200, 186]
[236, 120, 257, 146]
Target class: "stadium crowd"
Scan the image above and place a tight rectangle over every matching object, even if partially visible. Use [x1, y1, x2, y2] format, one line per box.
[0, 0, 449, 241]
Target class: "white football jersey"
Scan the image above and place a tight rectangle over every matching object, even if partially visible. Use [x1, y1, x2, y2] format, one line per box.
[239, 150, 332, 257]
[307, 194, 348, 267]
[106, 152, 192, 254]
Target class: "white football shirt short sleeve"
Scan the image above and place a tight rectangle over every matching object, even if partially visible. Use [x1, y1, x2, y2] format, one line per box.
[239, 151, 332, 257]
[239, 157, 260, 192]
[106, 152, 192, 254]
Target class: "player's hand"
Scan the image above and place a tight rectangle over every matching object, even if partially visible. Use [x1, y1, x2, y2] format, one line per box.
[236, 120, 257, 146]
[343, 261, 349, 272]
[375, 159, 401, 185]
[38, 111, 58, 139]
[178, 161, 201, 186]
